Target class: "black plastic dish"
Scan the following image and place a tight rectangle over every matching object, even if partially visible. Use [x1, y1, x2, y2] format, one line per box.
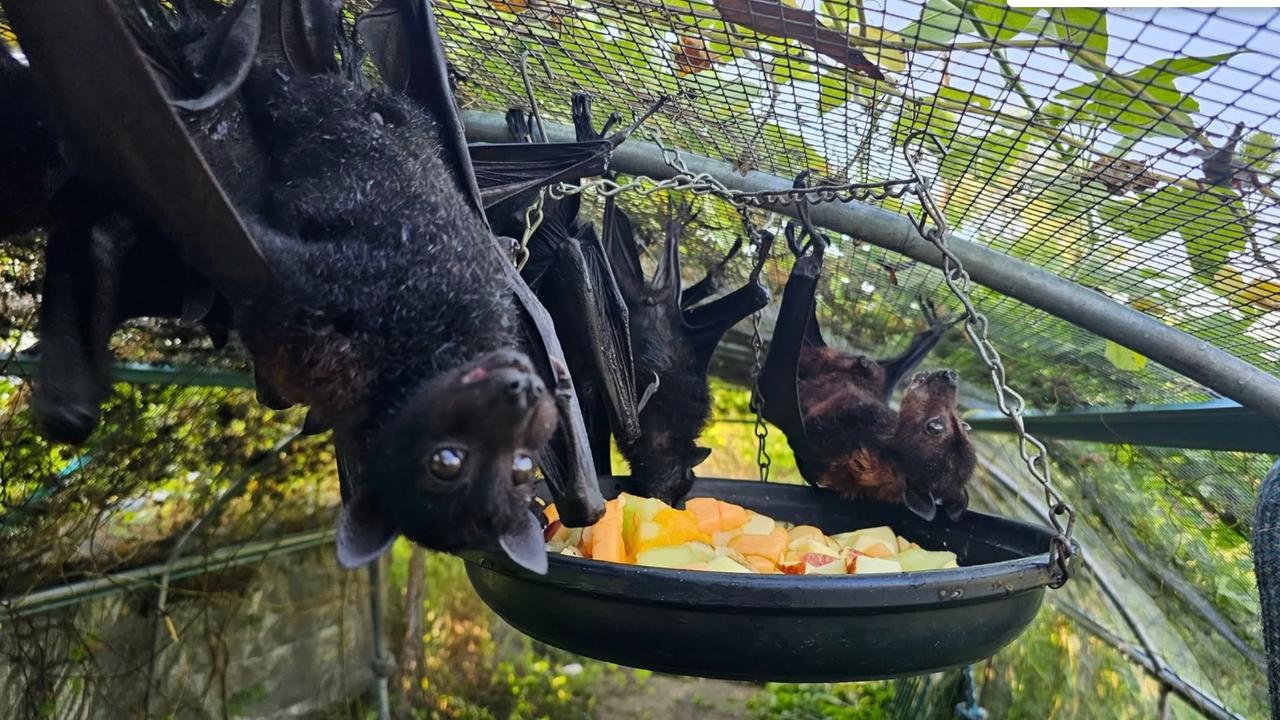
[462, 477, 1065, 682]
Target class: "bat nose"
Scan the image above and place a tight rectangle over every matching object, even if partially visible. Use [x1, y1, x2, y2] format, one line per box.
[506, 375, 546, 407]
[938, 369, 958, 385]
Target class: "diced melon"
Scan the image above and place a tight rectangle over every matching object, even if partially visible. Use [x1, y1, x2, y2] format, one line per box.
[850, 533, 897, 558]
[579, 525, 593, 557]
[705, 555, 754, 573]
[789, 536, 840, 558]
[896, 535, 911, 553]
[590, 499, 626, 563]
[545, 523, 573, 552]
[622, 497, 668, 550]
[560, 546, 583, 557]
[685, 497, 722, 535]
[543, 503, 560, 525]
[851, 556, 903, 575]
[744, 555, 777, 573]
[635, 542, 715, 569]
[681, 562, 711, 571]
[897, 548, 959, 572]
[728, 527, 788, 564]
[717, 502, 750, 530]
[710, 529, 741, 548]
[740, 512, 775, 535]
[787, 525, 824, 543]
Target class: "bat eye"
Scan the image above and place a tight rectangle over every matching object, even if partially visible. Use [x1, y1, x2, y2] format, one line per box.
[512, 453, 536, 484]
[926, 418, 946, 436]
[961, 421, 972, 433]
[429, 448, 467, 479]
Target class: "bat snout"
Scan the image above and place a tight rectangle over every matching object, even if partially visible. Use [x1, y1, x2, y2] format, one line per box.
[502, 372, 547, 409]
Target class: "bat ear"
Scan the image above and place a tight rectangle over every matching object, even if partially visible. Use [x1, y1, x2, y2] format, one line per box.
[335, 488, 398, 569]
[902, 485, 937, 521]
[689, 446, 713, 468]
[499, 511, 549, 575]
[173, 0, 265, 112]
[355, 0, 412, 94]
[942, 486, 969, 522]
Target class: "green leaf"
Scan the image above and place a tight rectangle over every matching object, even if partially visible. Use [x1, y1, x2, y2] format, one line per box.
[817, 71, 848, 114]
[964, 0, 1040, 42]
[899, 0, 974, 46]
[1056, 53, 1236, 139]
[1048, 8, 1108, 63]
[1104, 340, 1147, 372]
[1174, 188, 1251, 283]
[770, 51, 818, 87]
[938, 85, 993, 109]
[1242, 131, 1278, 174]
[819, 0, 853, 32]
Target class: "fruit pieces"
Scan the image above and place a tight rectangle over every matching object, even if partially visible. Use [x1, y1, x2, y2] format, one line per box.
[728, 527, 788, 565]
[590, 498, 627, 564]
[541, 494, 961, 575]
[635, 542, 715, 569]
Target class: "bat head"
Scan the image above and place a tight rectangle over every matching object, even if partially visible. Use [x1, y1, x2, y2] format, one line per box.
[892, 369, 975, 522]
[336, 349, 558, 573]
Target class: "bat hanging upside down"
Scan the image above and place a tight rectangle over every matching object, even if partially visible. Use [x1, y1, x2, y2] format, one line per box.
[759, 176, 976, 520]
[2, 0, 629, 573]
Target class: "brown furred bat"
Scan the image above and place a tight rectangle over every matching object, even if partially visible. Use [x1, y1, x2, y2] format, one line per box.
[758, 178, 975, 520]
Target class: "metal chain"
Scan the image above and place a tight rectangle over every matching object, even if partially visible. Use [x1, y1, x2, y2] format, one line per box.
[741, 209, 773, 483]
[902, 130, 1074, 587]
[749, 308, 771, 484]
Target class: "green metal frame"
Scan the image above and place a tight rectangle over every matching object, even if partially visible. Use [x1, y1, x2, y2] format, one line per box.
[3, 354, 253, 389]
[966, 399, 1280, 454]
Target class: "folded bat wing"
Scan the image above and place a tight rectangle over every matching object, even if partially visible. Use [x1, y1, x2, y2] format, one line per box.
[1, 0, 273, 297]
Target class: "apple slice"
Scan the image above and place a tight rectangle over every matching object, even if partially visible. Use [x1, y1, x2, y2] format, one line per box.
[789, 536, 840, 558]
[850, 556, 903, 575]
[897, 548, 959, 572]
[787, 525, 824, 544]
[740, 512, 775, 535]
[803, 552, 847, 575]
[635, 542, 715, 569]
[705, 555, 755, 573]
[850, 534, 896, 558]
[778, 559, 806, 575]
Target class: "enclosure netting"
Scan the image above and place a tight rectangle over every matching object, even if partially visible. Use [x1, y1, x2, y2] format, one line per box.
[1, 1, 1277, 718]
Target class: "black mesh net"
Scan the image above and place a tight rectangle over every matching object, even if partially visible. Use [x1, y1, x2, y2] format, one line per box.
[2, 1, 1278, 718]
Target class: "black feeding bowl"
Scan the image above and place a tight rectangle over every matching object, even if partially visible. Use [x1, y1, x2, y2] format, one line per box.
[462, 477, 1063, 682]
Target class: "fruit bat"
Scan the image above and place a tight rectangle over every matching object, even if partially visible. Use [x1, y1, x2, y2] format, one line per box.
[757, 177, 974, 520]
[597, 195, 774, 503]
[4, 0, 604, 574]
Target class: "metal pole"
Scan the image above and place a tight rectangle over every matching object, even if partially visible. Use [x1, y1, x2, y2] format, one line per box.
[1253, 459, 1280, 720]
[0, 529, 334, 618]
[462, 112, 1280, 428]
[367, 559, 393, 720]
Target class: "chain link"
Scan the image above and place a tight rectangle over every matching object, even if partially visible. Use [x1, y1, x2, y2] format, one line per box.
[901, 130, 1074, 587]
[512, 128, 1075, 586]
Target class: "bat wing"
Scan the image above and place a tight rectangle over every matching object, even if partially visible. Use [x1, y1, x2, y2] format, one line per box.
[758, 248, 826, 479]
[601, 195, 647, 308]
[355, 0, 605, 527]
[3, 0, 274, 296]
[680, 236, 741, 310]
[470, 140, 615, 208]
[681, 231, 772, 374]
[570, 224, 641, 443]
[878, 306, 963, 401]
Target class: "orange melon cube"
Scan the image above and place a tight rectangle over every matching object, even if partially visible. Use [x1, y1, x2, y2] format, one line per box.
[717, 501, 749, 530]
[543, 503, 560, 525]
[580, 525, 593, 557]
[590, 499, 626, 564]
[685, 497, 722, 535]
[744, 555, 778, 573]
[728, 527, 788, 564]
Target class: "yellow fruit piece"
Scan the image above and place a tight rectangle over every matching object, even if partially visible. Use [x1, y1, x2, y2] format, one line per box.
[631, 508, 708, 554]
[788, 525, 824, 543]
